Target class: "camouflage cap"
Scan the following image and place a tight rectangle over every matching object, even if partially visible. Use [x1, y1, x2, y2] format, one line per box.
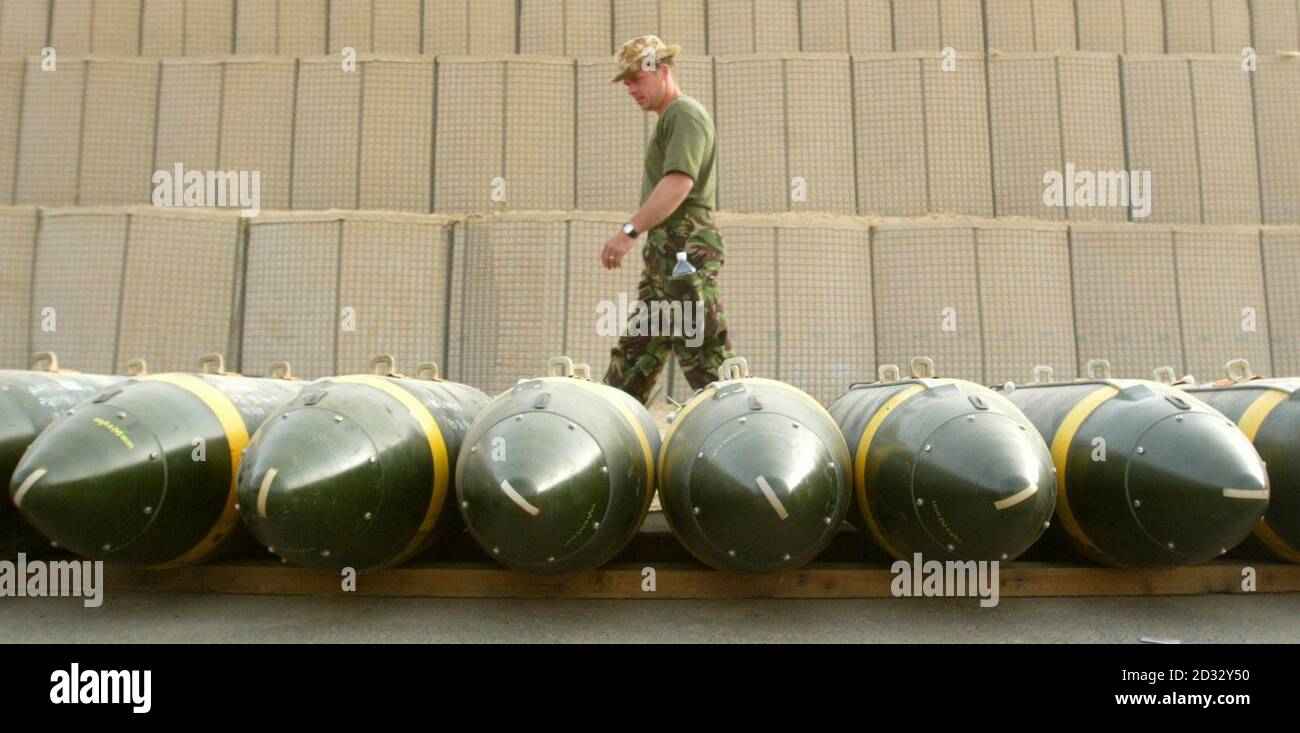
[610, 35, 682, 83]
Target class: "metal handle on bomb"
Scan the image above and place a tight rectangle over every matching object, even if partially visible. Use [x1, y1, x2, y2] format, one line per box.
[719, 356, 750, 380]
[416, 362, 441, 381]
[30, 351, 59, 372]
[909, 356, 935, 379]
[269, 362, 295, 380]
[1086, 358, 1111, 380]
[1225, 359, 1254, 383]
[546, 356, 575, 377]
[370, 354, 398, 377]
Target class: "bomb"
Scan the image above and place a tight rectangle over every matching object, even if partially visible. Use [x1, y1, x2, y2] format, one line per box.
[456, 357, 660, 575]
[1, 353, 126, 557]
[830, 358, 1056, 563]
[9, 354, 301, 567]
[1004, 359, 1268, 569]
[658, 357, 851, 574]
[1173, 359, 1300, 563]
[237, 357, 489, 571]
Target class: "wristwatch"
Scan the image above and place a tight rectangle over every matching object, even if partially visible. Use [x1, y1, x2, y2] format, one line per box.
[622, 221, 639, 238]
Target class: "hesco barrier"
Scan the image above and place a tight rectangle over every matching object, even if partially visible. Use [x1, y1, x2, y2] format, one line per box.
[1164, 0, 1253, 54]
[612, 0, 708, 56]
[987, 52, 1127, 222]
[519, 0, 613, 57]
[704, 0, 800, 55]
[1256, 54, 1300, 225]
[1173, 227, 1271, 380]
[0, 1, 1294, 60]
[243, 210, 456, 379]
[1263, 227, 1300, 375]
[984, 0, 1078, 53]
[853, 51, 993, 217]
[797, 0, 892, 53]
[714, 53, 855, 214]
[890, 0, 984, 52]
[1075, 0, 1166, 52]
[0, 206, 36, 369]
[0, 57, 20, 205]
[292, 56, 435, 213]
[27, 206, 245, 375]
[141, 0, 236, 57]
[328, 0, 422, 55]
[1068, 222, 1185, 378]
[49, 0, 142, 56]
[0, 48, 1295, 222]
[0, 0, 50, 57]
[235, 0, 328, 56]
[1251, 0, 1300, 52]
[0, 206, 1296, 400]
[433, 55, 575, 214]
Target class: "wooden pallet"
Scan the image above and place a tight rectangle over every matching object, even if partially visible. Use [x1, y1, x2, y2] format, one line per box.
[92, 515, 1300, 599]
[103, 560, 1300, 600]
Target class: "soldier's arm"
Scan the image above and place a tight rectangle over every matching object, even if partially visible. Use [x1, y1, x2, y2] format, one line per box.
[628, 172, 695, 234]
[601, 173, 695, 269]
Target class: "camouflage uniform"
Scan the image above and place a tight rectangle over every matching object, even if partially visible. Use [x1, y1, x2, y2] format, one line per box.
[604, 36, 735, 405]
[604, 209, 735, 405]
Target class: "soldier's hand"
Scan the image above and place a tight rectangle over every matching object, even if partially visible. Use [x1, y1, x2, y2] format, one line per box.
[601, 232, 636, 270]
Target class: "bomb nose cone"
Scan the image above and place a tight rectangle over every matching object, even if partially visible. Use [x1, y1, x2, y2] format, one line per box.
[237, 408, 383, 568]
[1126, 411, 1269, 563]
[680, 412, 845, 572]
[9, 404, 165, 560]
[457, 412, 610, 574]
[911, 413, 1056, 561]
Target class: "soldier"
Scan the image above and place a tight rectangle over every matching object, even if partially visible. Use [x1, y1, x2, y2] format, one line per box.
[601, 35, 735, 405]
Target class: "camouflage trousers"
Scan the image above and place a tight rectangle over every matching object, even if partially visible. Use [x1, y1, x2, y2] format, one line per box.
[604, 212, 735, 405]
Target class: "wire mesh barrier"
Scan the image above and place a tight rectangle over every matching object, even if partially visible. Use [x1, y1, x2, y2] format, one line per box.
[0, 206, 1294, 397]
[243, 210, 455, 379]
[141, 0, 235, 57]
[891, 0, 984, 52]
[1255, 54, 1300, 225]
[1164, 0, 1253, 53]
[705, 0, 800, 55]
[235, 0, 328, 56]
[984, 0, 1078, 52]
[0, 205, 36, 368]
[2, 0, 1298, 61]
[1173, 226, 1271, 379]
[1263, 227, 1300, 374]
[1069, 222, 1186, 376]
[329, 0, 422, 55]
[1076, 0, 1166, 52]
[797, 0, 891, 53]
[1250, 0, 1300, 52]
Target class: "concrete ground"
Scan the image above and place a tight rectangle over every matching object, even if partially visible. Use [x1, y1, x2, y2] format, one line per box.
[2, 592, 1298, 643]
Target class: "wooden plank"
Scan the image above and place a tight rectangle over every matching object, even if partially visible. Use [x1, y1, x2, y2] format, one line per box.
[104, 561, 1300, 600]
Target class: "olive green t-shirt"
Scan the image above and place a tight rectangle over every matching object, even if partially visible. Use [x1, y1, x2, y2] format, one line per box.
[641, 95, 717, 222]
